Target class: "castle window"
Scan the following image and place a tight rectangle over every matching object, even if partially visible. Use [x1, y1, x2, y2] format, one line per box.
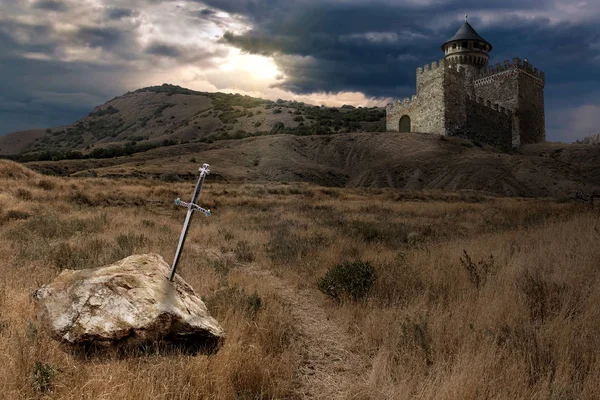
[453, 43, 456, 49]
[462, 41, 467, 48]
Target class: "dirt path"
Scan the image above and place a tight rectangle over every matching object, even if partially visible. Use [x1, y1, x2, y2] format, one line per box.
[246, 266, 367, 399]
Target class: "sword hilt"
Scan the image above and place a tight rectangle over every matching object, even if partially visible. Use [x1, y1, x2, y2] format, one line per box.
[175, 198, 211, 216]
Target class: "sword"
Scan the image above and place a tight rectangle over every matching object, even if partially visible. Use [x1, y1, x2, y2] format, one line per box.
[168, 163, 211, 281]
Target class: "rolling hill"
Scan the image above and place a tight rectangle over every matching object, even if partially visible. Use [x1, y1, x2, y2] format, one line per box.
[0, 84, 384, 159]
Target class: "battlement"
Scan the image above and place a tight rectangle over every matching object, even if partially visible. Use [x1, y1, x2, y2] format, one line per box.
[387, 95, 418, 111]
[416, 59, 446, 76]
[466, 94, 513, 116]
[475, 57, 545, 82]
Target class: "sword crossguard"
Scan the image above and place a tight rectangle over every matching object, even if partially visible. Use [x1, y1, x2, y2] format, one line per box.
[175, 198, 211, 216]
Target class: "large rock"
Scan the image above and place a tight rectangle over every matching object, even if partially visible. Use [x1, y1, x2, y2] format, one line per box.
[33, 253, 224, 352]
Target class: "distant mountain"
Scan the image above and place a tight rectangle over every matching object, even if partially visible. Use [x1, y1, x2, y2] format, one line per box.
[0, 84, 385, 159]
[575, 133, 600, 145]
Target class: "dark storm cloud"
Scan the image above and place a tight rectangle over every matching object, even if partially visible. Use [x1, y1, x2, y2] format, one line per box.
[217, 1, 600, 97]
[145, 42, 182, 58]
[105, 7, 137, 20]
[32, 0, 68, 12]
[75, 26, 127, 49]
[0, 52, 135, 137]
[198, 8, 216, 17]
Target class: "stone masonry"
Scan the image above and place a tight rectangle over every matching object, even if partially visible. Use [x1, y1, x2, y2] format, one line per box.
[386, 18, 545, 148]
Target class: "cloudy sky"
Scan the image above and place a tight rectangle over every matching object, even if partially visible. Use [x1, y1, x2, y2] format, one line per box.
[1, 0, 599, 142]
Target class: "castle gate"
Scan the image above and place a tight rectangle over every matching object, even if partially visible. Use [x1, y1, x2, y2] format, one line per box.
[399, 115, 411, 132]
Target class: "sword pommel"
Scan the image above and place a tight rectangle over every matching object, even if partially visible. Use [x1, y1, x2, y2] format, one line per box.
[199, 163, 210, 176]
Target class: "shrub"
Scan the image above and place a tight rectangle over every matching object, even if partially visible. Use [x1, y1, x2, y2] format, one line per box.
[159, 172, 180, 182]
[234, 240, 255, 262]
[317, 260, 377, 302]
[37, 179, 56, 191]
[207, 285, 262, 318]
[5, 210, 31, 221]
[460, 250, 496, 288]
[272, 108, 282, 114]
[293, 116, 304, 122]
[32, 362, 58, 393]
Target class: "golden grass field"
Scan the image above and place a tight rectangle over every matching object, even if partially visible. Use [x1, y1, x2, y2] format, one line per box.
[1, 159, 599, 399]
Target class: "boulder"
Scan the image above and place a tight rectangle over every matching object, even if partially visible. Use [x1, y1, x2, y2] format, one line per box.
[33, 253, 224, 353]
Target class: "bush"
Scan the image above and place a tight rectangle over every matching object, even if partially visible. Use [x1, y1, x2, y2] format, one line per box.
[207, 285, 262, 318]
[159, 172, 180, 182]
[37, 179, 55, 191]
[460, 250, 496, 288]
[234, 240, 255, 262]
[317, 260, 377, 302]
[32, 362, 58, 393]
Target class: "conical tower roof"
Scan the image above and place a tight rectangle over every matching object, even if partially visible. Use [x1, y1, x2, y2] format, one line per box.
[442, 20, 492, 50]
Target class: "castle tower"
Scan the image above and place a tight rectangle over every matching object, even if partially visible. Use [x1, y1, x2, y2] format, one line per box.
[442, 16, 491, 70]
[441, 16, 491, 96]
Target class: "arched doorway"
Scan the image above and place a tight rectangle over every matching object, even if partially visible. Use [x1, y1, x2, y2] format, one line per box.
[399, 115, 411, 132]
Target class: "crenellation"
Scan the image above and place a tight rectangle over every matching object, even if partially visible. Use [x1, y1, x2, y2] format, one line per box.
[417, 59, 446, 77]
[467, 97, 513, 116]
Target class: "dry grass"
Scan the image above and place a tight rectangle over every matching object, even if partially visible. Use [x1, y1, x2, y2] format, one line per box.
[0, 159, 599, 399]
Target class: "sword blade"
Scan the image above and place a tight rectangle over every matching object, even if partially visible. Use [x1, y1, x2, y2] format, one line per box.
[169, 208, 194, 281]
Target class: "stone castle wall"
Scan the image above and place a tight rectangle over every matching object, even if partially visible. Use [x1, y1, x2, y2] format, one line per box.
[474, 58, 545, 144]
[463, 98, 514, 148]
[386, 56, 543, 148]
[443, 64, 468, 135]
[386, 59, 447, 134]
[414, 61, 446, 134]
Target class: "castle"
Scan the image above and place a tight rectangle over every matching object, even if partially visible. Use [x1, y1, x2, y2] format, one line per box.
[386, 17, 545, 147]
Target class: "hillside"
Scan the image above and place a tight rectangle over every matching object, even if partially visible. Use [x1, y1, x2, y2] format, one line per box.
[0, 84, 384, 159]
[23, 131, 600, 199]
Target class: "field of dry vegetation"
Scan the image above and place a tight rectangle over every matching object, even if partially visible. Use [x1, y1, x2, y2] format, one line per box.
[1, 159, 599, 399]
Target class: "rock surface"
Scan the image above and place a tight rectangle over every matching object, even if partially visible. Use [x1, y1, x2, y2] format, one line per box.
[33, 253, 224, 351]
